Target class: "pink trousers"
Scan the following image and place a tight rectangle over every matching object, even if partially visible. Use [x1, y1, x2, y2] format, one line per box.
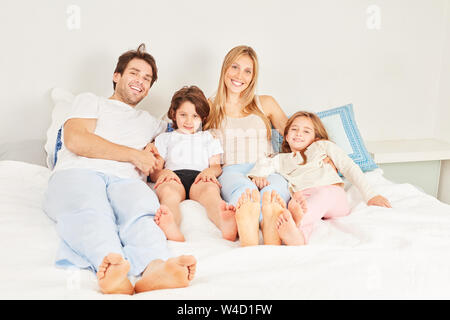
[293, 185, 350, 243]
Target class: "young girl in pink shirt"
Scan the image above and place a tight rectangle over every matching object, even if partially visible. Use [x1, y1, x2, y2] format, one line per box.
[247, 111, 391, 245]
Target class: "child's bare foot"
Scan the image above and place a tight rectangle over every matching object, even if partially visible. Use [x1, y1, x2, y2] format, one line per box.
[288, 196, 306, 227]
[219, 201, 238, 241]
[154, 205, 185, 242]
[134, 255, 197, 293]
[261, 190, 286, 245]
[235, 189, 261, 246]
[276, 210, 305, 246]
[97, 253, 134, 295]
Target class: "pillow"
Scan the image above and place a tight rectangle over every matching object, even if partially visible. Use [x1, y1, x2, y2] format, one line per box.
[316, 104, 377, 172]
[271, 103, 378, 172]
[45, 88, 75, 169]
[0, 139, 47, 166]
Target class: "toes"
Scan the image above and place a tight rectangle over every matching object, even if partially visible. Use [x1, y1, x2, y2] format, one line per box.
[262, 191, 271, 204]
[219, 200, 227, 211]
[178, 255, 197, 267]
[159, 205, 170, 215]
[251, 189, 260, 202]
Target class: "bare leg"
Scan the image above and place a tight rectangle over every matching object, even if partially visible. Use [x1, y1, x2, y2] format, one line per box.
[261, 190, 286, 245]
[134, 255, 197, 293]
[276, 210, 305, 246]
[154, 181, 185, 241]
[235, 189, 261, 247]
[190, 181, 238, 241]
[97, 253, 134, 295]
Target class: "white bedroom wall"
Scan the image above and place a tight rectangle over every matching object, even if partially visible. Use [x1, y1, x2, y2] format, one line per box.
[437, 1, 450, 204]
[0, 0, 448, 145]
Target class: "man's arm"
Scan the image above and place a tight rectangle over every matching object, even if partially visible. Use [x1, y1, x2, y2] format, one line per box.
[64, 118, 158, 175]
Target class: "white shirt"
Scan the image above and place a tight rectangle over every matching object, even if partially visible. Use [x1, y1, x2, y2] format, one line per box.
[247, 140, 378, 202]
[154, 130, 223, 172]
[53, 92, 167, 180]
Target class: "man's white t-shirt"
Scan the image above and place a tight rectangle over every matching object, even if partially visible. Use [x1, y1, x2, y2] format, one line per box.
[53, 92, 167, 180]
[154, 130, 223, 172]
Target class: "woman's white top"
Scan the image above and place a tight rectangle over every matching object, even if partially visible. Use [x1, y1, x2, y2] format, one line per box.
[247, 140, 378, 202]
[212, 95, 273, 166]
[154, 130, 223, 172]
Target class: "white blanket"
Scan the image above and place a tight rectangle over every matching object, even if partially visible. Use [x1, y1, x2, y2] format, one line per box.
[1, 160, 450, 299]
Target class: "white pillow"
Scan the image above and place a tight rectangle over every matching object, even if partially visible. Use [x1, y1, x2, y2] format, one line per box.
[45, 88, 75, 169]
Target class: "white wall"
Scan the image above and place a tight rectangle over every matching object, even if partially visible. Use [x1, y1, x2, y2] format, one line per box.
[1, 0, 450, 203]
[437, 1, 450, 203]
[1, 0, 449, 144]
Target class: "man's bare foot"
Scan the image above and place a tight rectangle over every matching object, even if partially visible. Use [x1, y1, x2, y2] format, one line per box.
[154, 205, 185, 242]
[134, 255, 197, 293]
[97, 253, 134, 295]
[288, 196, 306, 227]
[261, 190, 286, 245]
[276, 210, 305, 246]
[235, 189, 261, 246]
[219, 201, 238, 241]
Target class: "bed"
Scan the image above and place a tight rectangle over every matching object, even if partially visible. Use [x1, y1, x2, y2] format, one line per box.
[1, 158, 450, 300]
[2, 87, 450, 300]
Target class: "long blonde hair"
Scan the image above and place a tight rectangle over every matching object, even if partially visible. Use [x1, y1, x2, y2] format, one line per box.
[204, 45, 272, 140]
[282, 111, 329, 163]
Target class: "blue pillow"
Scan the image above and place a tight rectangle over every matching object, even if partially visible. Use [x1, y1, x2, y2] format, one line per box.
[271, 103, 377, 172]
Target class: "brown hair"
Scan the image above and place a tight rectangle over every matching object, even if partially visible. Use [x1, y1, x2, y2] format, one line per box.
[168, 86, 210, 129]
[113, 43, 158, 90]
[281, 111, 329, 162]
[204, 45, 272, 140]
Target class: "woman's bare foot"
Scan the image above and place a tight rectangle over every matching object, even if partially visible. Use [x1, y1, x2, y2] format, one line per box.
[219, 201, 238, 241]
[97, 253, 134, 295]
[261, 190, 286, 245]
[154, 205, 185, 242]
[235, 189, 261, 246]
[276, 210, 305, 246]
[134, 255, 197, 293]
[288, 196, 306, 227]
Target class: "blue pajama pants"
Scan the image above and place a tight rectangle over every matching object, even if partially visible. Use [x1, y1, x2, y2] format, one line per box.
[218, 163, 291, 221]
[43, 169, 172, 276]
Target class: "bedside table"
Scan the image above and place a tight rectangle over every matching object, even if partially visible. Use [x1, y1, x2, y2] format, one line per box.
[366, 139, 450, 197]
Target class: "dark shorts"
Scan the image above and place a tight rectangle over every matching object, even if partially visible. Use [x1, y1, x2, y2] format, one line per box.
[173, 169, 201, 199]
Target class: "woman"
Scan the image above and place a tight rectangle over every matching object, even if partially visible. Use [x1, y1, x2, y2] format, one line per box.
[204, 45, 290, 246]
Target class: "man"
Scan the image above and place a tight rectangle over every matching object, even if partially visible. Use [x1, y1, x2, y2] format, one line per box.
[44, 44, 196, 295]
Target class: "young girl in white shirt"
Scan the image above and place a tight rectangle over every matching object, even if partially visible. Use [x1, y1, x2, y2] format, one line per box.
[151, 86, 236, 242]
[247, 111, 391, 245]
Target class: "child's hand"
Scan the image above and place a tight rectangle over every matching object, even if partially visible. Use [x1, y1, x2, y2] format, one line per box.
[367, 195, 392, 208]
[154, 169, 182, 189]
[132, 150, 159, 176]
[251, 176, 270, 190]
[144, 142, 161, 157]
[194, 168, 221, 188]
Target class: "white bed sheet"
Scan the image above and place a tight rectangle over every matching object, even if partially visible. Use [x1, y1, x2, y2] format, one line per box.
[1, 160, 450, 300]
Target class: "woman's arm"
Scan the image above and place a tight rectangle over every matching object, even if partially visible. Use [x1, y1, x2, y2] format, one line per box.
[259, 95, 288, 134]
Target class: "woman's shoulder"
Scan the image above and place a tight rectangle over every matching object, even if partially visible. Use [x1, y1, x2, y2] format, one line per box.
[257, 95, 287, 123]
[257, 95, 278, 111]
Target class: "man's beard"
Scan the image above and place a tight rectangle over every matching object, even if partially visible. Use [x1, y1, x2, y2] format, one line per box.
[116, 86, 145, 106]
